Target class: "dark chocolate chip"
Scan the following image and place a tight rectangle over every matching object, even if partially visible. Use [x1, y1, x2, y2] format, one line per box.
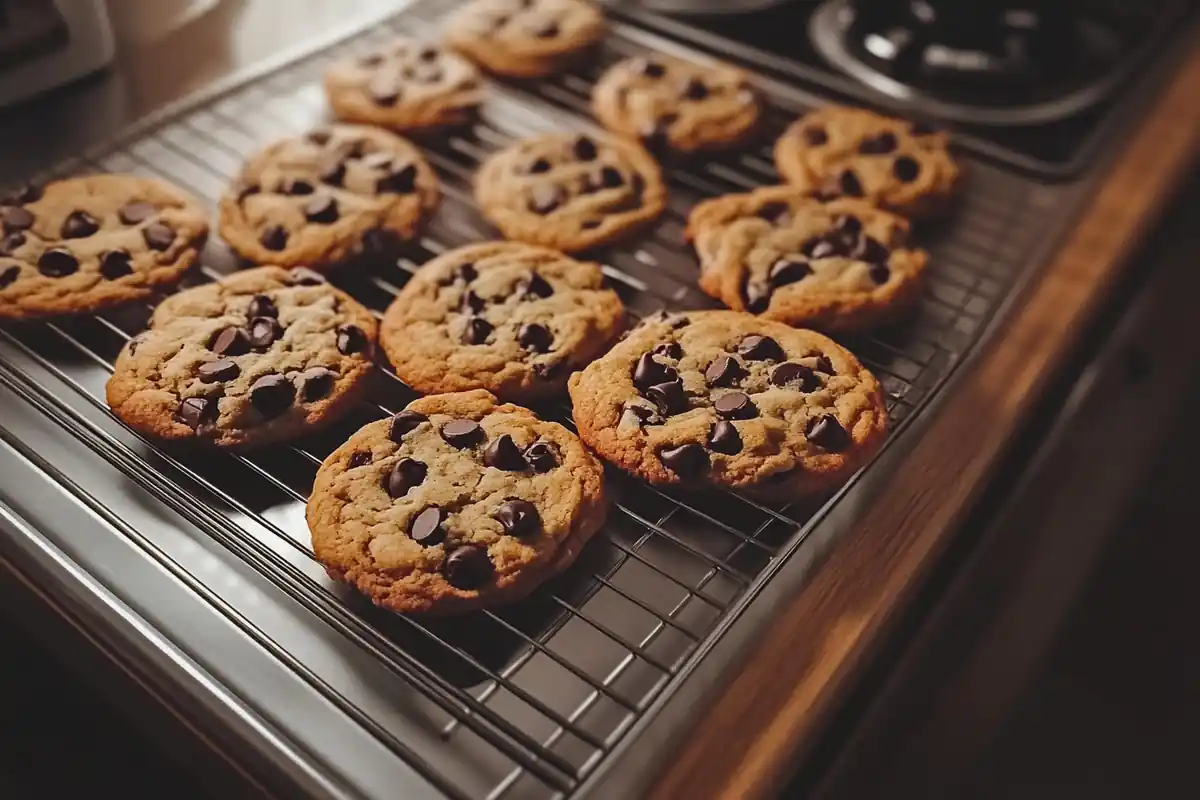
[532, 19, 560, 38]
[248, 313, 283, 347]
[370, 83, 401, 106]
[715, 391, 756, 420]
[319, 158, 346, 187]
[441, 418, 483, 448]
[854, 235, 890, 265]
[770, 362, 818, 391]
[304, 195, 339, 224]
[386, 458, 427, 498]
[517, 322, 553, 352]
[869, 263, 891, 284]
[462, 315, 494, 345]
[815, 354, 834, 374]
[37, 248, 78, 277]
[622, 403, 661, 428]
[769, 258, 812, 288]
[61, 210, 99, 239]
[238, 183, 261, 202]
[805, 238, 837, 259]
[409, 506, 446, 546]
[249, 374, 294, 418]
[197, 358, 240, 383]
[99, 249, 133, 279]
[336, 324, 369, 355]
[118, 202, 156, 225]
[704, 355, 745, 387]
[178, 397, 217, 429]
[522, 272, 554, 299]
[0, 265, 20, 288]
[633, 352, 677, 391]
[836, 214, 863, 235]
[484, 434, 527, 471]
[348, 450, 372, 468]
[529, 185, 563, 215]
[736, 335, 785, 362]
[573, 136, 598, 161]
[708, 421, 742, 455]
[3, 184, 41, 205]
[260, 225, 288, 251]
[388, 410, 427, 441]
[2, 206, 33, 232]
[458, 262, 478, 282]
[682, 77, 709, 101]
[659, 443, 709, 478]
[839, 169, 864, 197]
[281, 178, 314, 196]
[744, 282, 771, 314]
[806, 415, 849, 451]
[461, 290, 486, 313]
[803, 126, 828, 146]
[298, 367, 337, 402]
[757, 201, 790, 225]
[581, 218, 602, 230]
[636, 58, 666, 78]
[647, 378, 687, 416]
[524, 441, 558, 472]
[418, 46, 439, 61]
[0, 232, 25, 256]
[641, 114, 677, 152]
[528, 157, 552, 174]
[143, 223, 176, 251]
[652, 342, 682, 360]
[444, 545, 494, 588]
[247, 294, 278, 319]
[893, 156, 920, 182]
[288, 267, 326, 286]
[376, 163, 417, 194]
[210, 326, 250, 356]
[859, 132, 898, 154]
[494, 499, 539, 537]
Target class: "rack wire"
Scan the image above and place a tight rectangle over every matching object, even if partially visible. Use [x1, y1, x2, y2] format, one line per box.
[0, 1, 1061, 797]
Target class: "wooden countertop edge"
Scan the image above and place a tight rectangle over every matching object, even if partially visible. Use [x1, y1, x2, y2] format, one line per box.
[650, 43, 1200, 800]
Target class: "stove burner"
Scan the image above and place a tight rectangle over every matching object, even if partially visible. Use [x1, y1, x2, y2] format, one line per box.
[811, 0, 1132, 125]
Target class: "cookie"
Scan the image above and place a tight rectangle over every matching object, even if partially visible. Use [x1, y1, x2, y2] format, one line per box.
[591, 54, 761, 154]
[690, 189, 927, 332]
[444, 0, 606, 79]
[474, 132, 666, 252]
[106, 266, 378, 449]
[0, 175, 208, 321]
[218, 125, 439, 271]
[381, 242, 625, 402]
[773, 105, 960, 218]
[306, 389, 607, 614]
[567, 310, 887, 500]
[324, 38, 484, 132]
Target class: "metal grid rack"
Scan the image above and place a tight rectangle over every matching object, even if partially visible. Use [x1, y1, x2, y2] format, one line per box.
[0, 2, 1061, 798]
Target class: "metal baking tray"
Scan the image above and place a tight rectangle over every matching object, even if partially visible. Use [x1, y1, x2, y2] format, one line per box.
[0, 1, 1119, 797]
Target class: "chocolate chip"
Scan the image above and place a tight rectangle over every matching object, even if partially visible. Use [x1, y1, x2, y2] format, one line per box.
[2, 206, 33, 232]
[522, 273, 554, 299]
[376, 163, 417, 194]
[533, 360, 564, 379]
[444, 545, 493, 588]
[682, 78, 709, 101]
[441, 418, 483, 448]
[736, 335, 784, 362]
[494, 499, 539, 537]
[61, 210, 99, 239]
[803, 126, 827, 146]
[178, 397, 217, 429]
[299, 367, 337, 402]
[529, 185, 563, 215]
[460, 290, 486, 313]
[704, 355, 744, 387]
[859, 132, 898, 154]
[210, 326, 250, 356]
[641, 115, 677, 153]
[647, 378, 687, 416]
[257, 224, 287, 251]
[388, 410, 427, 442]
[633, 352, 677, 391]
[744, 282, 771, 314]
[815, 354, 835, 374]
[197, 358, 239, 383]
[708, 421, 742, 455]
[386, 458, 427, 498]
[281, 178, 314, 196]
[839, 169, 864, 197]
[573, 136, 598, 161]
[462, 315, 493, 344]
[582, 218, 602, 230]
[636, 58, 666, 78]
[769, 259, 812, 288]
[418, 46, 439, 62]
[99, 249, 133, 279]
[370, 83, 401, 106]
[288, 267, 326, 286]
[518, 322, 553, 352]
[348, 450, 372, 468]
[659, 443, 708, 478]
[770, 362, 818, 390]
[806, 415, 849, 451]
[524, 441, 558, 472]
[484, 434, 527, 471]
[247, 295, 278, 319]
[238, 183, 261, 202]
[587, 165, 624, 192]
[757, 201, 790, 225]
[249, 374, 294, 418]
[3, 184, 41, 205]
[621, 403, 661, 428]
[869, 263, 891, 284]
[37, 248, 78, 277]
[319, 158, 346, 187]
[529, 158, 552, 174]
[805, 238, 837, 259]
[836, 214, 863, 235]
[242, 316, 282, 348]
[0, 265, 20, 288]
[341, 138, 370, 159]
[410, 506, 446, 546]
[854, 236, 890, 265]
[715, 391, 755, 420]
[336, 324, 369, 355]
[143, 223, 176, 251]
[532, 19, 560, 38]
[458, 263, 478, 282]
[653, 342, 682, 360]
[893, 156, 920, 182]
[304, 195, 339, 224]
[0, 232, 25, 256]
[118, 202, 156, 225]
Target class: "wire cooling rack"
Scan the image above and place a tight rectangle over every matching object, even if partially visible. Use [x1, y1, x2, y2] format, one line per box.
[0, 1, 1063, 797]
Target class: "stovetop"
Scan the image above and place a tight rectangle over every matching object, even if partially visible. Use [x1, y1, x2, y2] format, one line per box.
[613, 0, 1199, 177]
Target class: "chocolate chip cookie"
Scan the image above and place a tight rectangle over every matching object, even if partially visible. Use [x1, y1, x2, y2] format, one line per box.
[218, 125, 440, 271]
[324, 38, 484, 132]
[690, 190, 927, 332]
[474, 132, 666, 252]
[306, 389, 607, 614]
[592, 55, 762, 154]
[444, 0, 607, 79]
[106, 266, 377, 449]
[773, 105, 961, 218]
[381, 242, 625, 402]
[0, 175, 208, 321]
[568, 310, 887, 500]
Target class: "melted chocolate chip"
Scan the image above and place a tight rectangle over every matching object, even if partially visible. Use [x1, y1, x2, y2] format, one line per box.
[518, 322, 553, 352]
[529, 185, 563, 215]
[524, 441, 557, 472]
[682, 77, 708, 101]
[641, 114, 677, 153]
[736, 335, 785, 362]
[118, 202, 156, 225]
[484, 434, 527, 471]
[757, 202, 790, 225]
[869, 263, 891, 284]
[143, 223, 176, 251]
[715, 391, 756, 420]
[348, 450, 372, 468]
[582, 218, 602, 230]
[805, 238, 837, 259]
[859, 132, 898, 154]
[319, 158, 347, 187]
[288, 267, 326, 286]
[460, 290, 486, 313]
[529, 158, 552, 174]
[210, 326, 250, 356]
[336, 324, 370, 355]
[298, 367, 337, 402]
[410, 506, 446, 546]
[494, 499, 539, 537]
[647, 378, 687, 416]
[61, 210, 99, 239]
[839, 169, 864, 197]
[522, 272, 554, 299]
[247, 315, 283, 350]
[770, 362, 819, 390]
[197, 359, 240, 383]
[249, 374, 294, 418]
[386, 458, 427, 498]
[705, 355, 745, 387]
[636, 58, 666, 78]
[304, 195, 339, 224]
[0, 265, 20, 288]
[2, 206, 33, 232]
[308, 129, 332, 145]
[99, 249, 133, 279]
[659, 443, 709, 478]
[458, 263, 478, 282]
[178, 397, 217, 429]
[37, 248, 78, 277]
[238, 183, 261, 202]
[652, 342, 682, 360]
[633, 352, 677, 391]
[376, 163, 417, 194]
[815, 354, 835, 374]
[769, 259, 812, 288]
[708, 421, 742, 455]
[573, 136, 598, 161]
[744, 282, 771, 314]
[441, 418, 483, 448]
[260, 225, 288, 251]
[806, 415, 849, 451]
[893, 156, 920, 182]
[532, 19, 560, 38]
[370, 83, 401, 106]
[444, 545, 493, 588]
[621, 403, 661, 428]
[0, 232, 25, 256]
[389, 410, 427, 442]
[243, 296, 276, 321]
[462, 315, 494, 345]
[855, 236, 891, 265]
[836, 214, 863, 235]
[585, 165, 624, 192]
[281, 178, 314, 196]
[803, 126, 828, 146]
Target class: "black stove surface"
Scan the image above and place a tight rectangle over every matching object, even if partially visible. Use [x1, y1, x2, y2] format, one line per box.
[613, 0, 1199, 177]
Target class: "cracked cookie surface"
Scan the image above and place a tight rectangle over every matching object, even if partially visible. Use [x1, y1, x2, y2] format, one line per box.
[592, 54, 761, 154]
[568, 310, 887, 500]
[774, 105, 960, 218]
[106, 266, 378, 449]
[0, 175, 208, 320]
[444, 0, 606, 78]
[381, 242, 625, 402]
[307, 389, 607, 614]
[690, 189, 927, 332]
[324, 37, 484, 132]
[474, 132, 666, 252]
[218, 125, 439, 271]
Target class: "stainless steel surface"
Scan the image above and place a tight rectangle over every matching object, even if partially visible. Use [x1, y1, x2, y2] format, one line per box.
[0, 0, 1163, 797]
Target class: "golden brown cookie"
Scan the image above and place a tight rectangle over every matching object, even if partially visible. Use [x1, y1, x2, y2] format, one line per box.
[444, 0, 607, 79]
